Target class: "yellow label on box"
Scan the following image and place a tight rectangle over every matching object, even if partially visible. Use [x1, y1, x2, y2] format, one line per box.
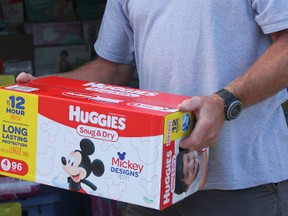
[164, 112, 193, 144]
[0, 90, 38, 181]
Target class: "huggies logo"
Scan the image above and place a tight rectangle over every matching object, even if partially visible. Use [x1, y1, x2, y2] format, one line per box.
[69, 105, 126, 130]
[110, 152, 144, 178]
[163, 150, 176, 205]
[82, 82, 158, 97]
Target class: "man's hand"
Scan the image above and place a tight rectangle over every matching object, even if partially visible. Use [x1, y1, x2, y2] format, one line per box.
[177, 94, 225, 151]
[16, 72, 36, 83]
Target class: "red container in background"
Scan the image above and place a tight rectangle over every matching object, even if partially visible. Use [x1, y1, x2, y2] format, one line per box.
[0, 58, 3, 74]
[0, 175, 40, 200]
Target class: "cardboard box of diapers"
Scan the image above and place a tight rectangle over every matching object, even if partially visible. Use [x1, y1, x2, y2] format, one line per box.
[0, 76, 208, 210]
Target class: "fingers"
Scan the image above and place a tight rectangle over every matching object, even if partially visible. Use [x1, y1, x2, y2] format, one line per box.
[177, 96, 202, 112]
[178, 95, 224, 151]
[16, 72, 36, 83]
[180, 117, 213, 151]
[180, 130, 201, 151]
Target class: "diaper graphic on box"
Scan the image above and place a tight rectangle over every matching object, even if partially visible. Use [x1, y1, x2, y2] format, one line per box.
[0, 77, 208, 210]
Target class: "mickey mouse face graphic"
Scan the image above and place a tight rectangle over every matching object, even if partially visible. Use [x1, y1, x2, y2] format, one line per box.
[62, 150, 87, 183]
[61, 138, 105, 193]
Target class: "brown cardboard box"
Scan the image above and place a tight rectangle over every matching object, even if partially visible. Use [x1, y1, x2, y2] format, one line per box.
[24, 21, 84, 46]
[0, 34, 34, 69]
[34, 45, 91, 76]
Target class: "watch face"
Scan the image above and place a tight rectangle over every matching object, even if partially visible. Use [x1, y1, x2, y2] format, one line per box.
[227, 101, 242, 120]
[215, 88, 243, 120]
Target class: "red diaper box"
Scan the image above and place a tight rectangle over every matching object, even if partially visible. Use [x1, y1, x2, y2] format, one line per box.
[0, 77, 208, 210]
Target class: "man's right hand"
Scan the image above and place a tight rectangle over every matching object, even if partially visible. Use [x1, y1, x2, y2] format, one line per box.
[16, 72, 36, 83]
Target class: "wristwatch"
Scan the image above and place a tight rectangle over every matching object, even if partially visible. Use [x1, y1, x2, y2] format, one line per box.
[215, 89, 243, 120]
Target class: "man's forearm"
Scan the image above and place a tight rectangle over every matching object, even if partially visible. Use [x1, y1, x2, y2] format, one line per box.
[226, 29, 288, 108]
[57, 56, 134, 86]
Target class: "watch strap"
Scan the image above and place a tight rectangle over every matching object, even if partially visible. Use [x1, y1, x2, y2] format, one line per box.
[215, 89, 242, 120]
